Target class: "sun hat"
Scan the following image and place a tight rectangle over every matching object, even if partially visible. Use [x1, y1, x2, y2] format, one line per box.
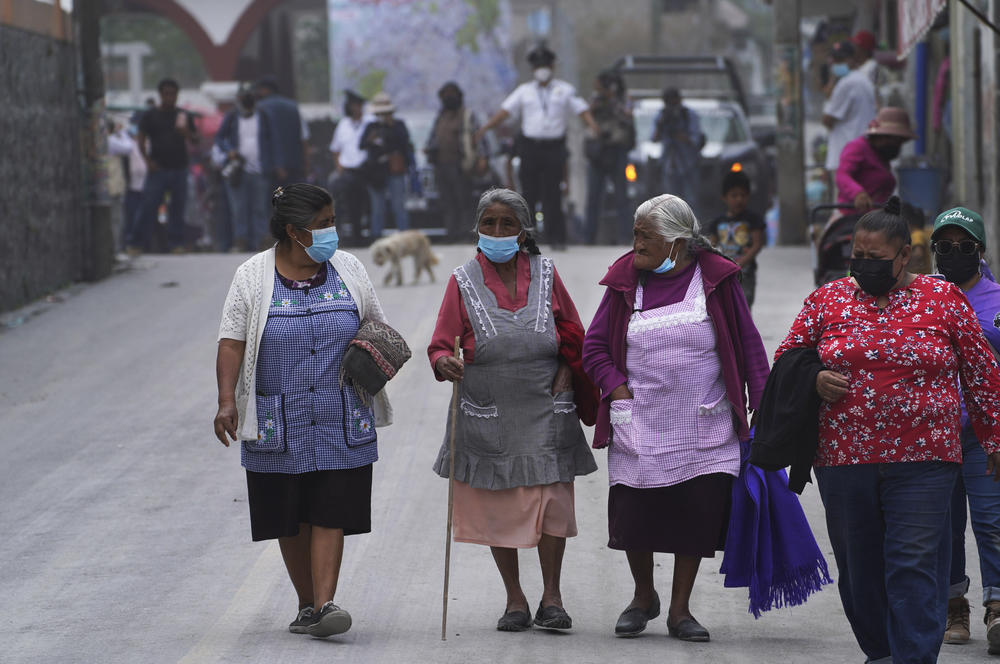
[852, 30, 877, 53]
[932, 207, 986, 246]
[368, 91, 396, 114]
[866, 107, 917, 140]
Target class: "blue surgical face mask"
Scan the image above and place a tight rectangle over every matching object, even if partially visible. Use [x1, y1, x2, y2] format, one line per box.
[296, 226, 339, 263]
[652, 242, 679, 274]
[831, 63, 850, 78]
[477, 232, 521, 263]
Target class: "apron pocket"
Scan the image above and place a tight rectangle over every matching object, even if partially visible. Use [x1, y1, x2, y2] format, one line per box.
[609, 398, 638, 455]
[696, 394, 735, 449]
[343, 388, 377, 447]
[459, 396, 502, 455]
[246, 394, 287, 453]
[553, 390, 576, 414]
[552, 391, 584, 448]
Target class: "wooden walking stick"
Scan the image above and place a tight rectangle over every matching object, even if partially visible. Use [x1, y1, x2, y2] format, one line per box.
[442, 336, 461, 641]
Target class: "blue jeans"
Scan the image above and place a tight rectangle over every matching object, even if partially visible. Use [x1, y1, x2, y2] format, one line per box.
[367, 175, 409, 240]
[225, 171, 269, 249]
[128, 168, 188, 250]
[121, 189, 144, 250]
[584, 148, 631, 245]
[815, 461, 959, 663]
[950, 423, 1000, 605]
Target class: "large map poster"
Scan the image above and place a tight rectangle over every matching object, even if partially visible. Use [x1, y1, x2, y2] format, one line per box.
[328, 0, 517, 114]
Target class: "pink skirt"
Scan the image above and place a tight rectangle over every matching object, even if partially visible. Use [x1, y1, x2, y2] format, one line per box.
[452, 480, 578, 548]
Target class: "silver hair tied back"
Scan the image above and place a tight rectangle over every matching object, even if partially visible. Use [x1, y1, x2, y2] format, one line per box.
[634, 194, 700, 242]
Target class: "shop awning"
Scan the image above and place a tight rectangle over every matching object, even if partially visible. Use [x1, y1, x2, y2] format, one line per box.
[898, 0, 947, 59]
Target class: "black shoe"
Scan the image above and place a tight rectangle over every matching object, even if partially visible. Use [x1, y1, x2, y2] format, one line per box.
[497, 608, 533, 632]
[306, 601, 352, 638]
[288, 606, 314, 634]
[533, 603, 572, 630]
[614, 593, 661, 637]
[667, 616, 710, 642]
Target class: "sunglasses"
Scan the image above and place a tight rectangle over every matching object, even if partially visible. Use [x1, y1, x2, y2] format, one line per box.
[933, 240, 980, 256]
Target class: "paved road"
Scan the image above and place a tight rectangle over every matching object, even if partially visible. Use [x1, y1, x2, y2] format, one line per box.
[0, 245, 990, 663]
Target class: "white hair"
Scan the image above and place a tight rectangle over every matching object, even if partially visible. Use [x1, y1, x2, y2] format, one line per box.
[633, 194, 701, 242]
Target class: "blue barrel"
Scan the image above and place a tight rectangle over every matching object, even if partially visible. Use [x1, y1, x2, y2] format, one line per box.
[897, 166, 944, 218]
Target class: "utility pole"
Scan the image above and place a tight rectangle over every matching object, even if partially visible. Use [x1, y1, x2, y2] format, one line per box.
[773, 0, 806, 244]
[76, 0, 114, 280]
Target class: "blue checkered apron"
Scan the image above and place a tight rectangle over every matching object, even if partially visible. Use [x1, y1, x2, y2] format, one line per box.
[241, 267, 378, 473]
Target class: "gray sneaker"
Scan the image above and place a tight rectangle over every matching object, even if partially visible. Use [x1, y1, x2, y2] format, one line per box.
[289, 606, 314, 634]
[307, 601, 352, 638]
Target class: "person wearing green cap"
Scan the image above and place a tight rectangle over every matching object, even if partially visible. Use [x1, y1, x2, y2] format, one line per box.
[932, 206, 1000, 654]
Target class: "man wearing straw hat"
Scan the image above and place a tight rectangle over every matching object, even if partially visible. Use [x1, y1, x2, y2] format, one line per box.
[360, 91, 413, 241]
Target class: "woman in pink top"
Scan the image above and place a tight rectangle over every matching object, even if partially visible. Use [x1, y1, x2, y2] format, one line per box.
[836, 107, 915, 211]
[582, 194, 769, 642]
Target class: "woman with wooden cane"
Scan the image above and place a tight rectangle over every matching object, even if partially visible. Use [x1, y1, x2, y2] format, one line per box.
[428, 188, 598, 633]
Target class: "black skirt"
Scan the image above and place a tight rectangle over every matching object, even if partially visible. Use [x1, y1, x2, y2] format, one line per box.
[245, 465, 373, 541]
[608, 473, 733, 557]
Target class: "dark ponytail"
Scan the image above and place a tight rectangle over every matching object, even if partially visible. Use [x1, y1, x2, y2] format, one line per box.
[269, 183, 333, 244]
[522, 231, 542, 255]
[855, 195, 910, 246]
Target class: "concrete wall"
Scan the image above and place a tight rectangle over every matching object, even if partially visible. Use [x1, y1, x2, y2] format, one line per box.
[950, 0, 1000, 265]
[0, 23, 85, 311]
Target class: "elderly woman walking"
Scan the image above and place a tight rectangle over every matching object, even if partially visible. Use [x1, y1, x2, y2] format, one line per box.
[214, 183, 392, 638]
[776, 197, 1000, 663]
[428, 188, 598, 632]
[582, 194, 769, 641]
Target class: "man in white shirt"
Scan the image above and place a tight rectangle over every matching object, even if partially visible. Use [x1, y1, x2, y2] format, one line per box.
[329, 90, 373, 246]
[215, 89, 270, 251]
[476, 45, 598, 249]
[822, 40, 877, 175]
[852, 30, 883, 97]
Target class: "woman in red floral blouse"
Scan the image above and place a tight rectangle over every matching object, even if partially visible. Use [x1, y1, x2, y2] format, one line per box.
[776, 197, 1000, 663]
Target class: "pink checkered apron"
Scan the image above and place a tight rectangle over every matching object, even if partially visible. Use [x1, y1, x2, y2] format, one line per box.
[608, 264, 740, 488]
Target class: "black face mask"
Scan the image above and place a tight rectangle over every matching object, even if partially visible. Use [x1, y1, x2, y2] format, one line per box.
[850, 249, 902, 296]
[937, 251, 981, 284]
[874, 144, 902, 161]
[441, 96, 461, 111]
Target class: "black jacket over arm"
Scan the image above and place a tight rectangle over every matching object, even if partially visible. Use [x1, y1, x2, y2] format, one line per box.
[749, 348, 825, 494]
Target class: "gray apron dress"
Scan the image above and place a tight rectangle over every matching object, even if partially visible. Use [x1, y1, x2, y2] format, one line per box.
[433, 254, 597, 490]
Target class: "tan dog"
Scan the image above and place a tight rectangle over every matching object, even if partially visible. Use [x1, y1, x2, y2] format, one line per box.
[370, 230, 439, 286]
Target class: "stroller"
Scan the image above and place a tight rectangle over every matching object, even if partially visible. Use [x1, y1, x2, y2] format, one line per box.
[811, 204, 862, 287]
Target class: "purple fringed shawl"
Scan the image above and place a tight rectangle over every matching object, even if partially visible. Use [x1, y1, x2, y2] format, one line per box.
[720, 438, 832, 618]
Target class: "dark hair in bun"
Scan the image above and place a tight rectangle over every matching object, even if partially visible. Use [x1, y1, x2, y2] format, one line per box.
[269, 183, 333, 244]
[855, 195, 910, 246]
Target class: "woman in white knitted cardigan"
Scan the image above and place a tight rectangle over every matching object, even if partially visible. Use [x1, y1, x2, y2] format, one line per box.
[214, 183, 392, 638]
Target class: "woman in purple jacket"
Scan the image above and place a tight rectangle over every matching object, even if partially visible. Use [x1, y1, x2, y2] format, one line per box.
[582, 194, 769, 642]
